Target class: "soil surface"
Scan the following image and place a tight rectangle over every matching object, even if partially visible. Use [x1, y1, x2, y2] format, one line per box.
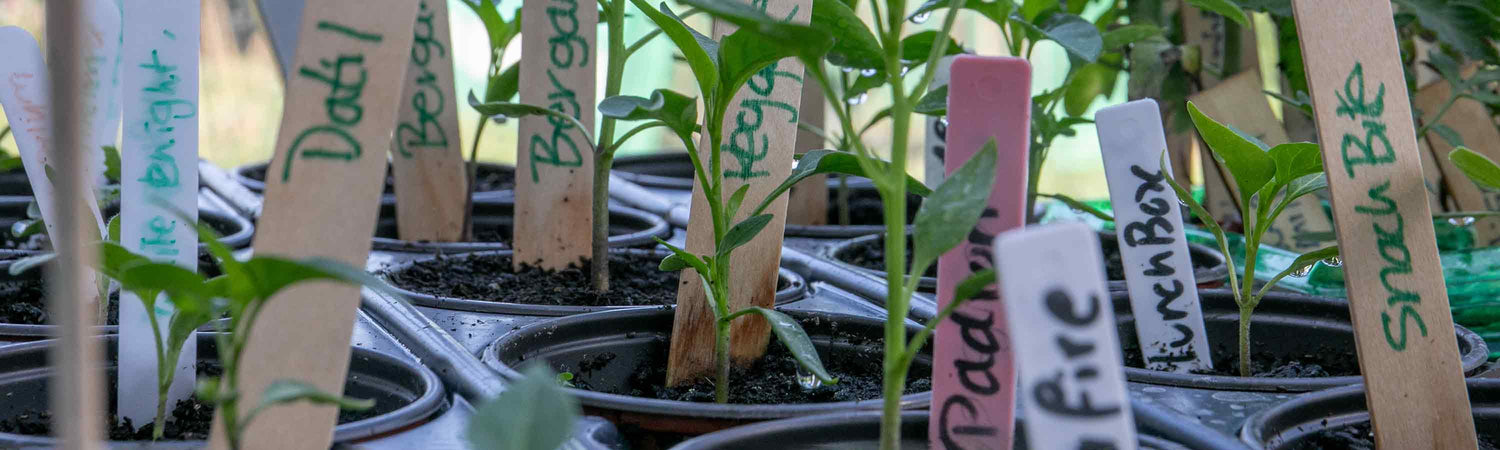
[821, 186, 921, 227]
[0, 252, 221, 325]
[386, 252, 680, 307]
[0, 363, 383, 441]
[245, 163, 515, 194]
[1290, 421, 1499, 450]
[594, 343, 933, 404]
[1122, 339, 1360, 378]
[841, 234, 1217, 280]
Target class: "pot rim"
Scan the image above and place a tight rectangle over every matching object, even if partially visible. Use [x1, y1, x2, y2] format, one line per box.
[824, 230, 1231, 291]
[482, 307, 932, 421]
[381, 248, 807, 316]
[369, 199, 670, 253]
[1120, 289, 1489, 392]
[1238, 378, 1500, 449]
[0, 332, 447, 445]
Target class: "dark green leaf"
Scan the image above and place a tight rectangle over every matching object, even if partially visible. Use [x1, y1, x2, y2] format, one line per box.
[753, 150, 930, 218]
[630, 0, 719, 98]
[1186, 0, 1248, 26]
[718, 214, 774, 258]
[914, 84, 947, 115]
[1187, 101, 1274, 205]
[725, 307, 837, 384]
[107, 215, 120, 243]
[1101, 24, 1161, 50]
[726, 184, 750, 220]
[1063, 63, 1115, 116]
[655, 238, 710, 275]
[911, 0, 1014, 27]
[953, 268, 997, 304]
[813, 0, 882, 69]
[1037, 193, 1114, 222]
[101, 145, 120, 183]
[1282, 173, 1327, 204]
[1451, 147, 1500, 191]
[1427, 48, 1464, 90]
[911, 140, 998, 273]
[598, 89, 699, 137]
[1394, 0, 1500, 64]
[901, 31, 964, 63]
[1267, 245, 1339, 287]
[1431, 124, 1464, 148]
[485, 62, 521, 104]
[1020, 0, 1058, 22]
[1012, 13, 1103, 62]
[1266, 142, 1321, 184]
[467, 364, 581, 450]
[717, 27, 827, 107]
[468, 94, 595, 151]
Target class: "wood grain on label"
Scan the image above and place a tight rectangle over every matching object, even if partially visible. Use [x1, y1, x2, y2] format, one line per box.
[1292, 1, 1475, 448]
[996, 223, 1138, 450]
[786, 77, 827, 225]
[666, 0, 811, 386]
[1415, 80, 1500, 246]
[390, 0, 468, 242]
[513, 0, 596, 269]
[1096, 100, 1212, 373]
[930, 55, 1030, 450]
[209, 3, 420, 448]
[1189, 71, 1336, 252]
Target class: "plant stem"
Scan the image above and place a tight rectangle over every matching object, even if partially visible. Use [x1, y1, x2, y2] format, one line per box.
[591, 0, 628, 292]
[714, 318, 731, 403]
[1238, 306, 1253, 378]
[591, 153, 613, 291]
[1414, 92, 1460, 139]
[1238, 233, 1260, 378]
[462, 116, 488, 241]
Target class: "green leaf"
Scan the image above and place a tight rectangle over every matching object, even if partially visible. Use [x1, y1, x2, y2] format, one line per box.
[1012, 13, 1102, 62]
[629, 0, 719, 99]
[1431, 124, 1465, 149]
[118, 261, 211, 301]
[1020, 0, 1058, 22]
[485, 62, 521, 104]
[1037, 193, 1114, 222]
[467, 364, 581, 450]
[107, 214, 120, 243]
[1394, 0, 1500, 65]
[1063, 63, 1115, 116]
[724, 307, 837, 384]
[101, 145, 120, 183]
[718, 214, 774, 258]
[1101, 24, 1161, 50]
[914, 84, 947, 116]
[655, 237, 710, 275]
[1266, 245, 1339, 288]
[900, 31, 964, 63]
[1451, 147, 1500, 191]
[753, 150, 930, 218]
[1266, 142, 1322, 184]
[12, 219, 43, 239]
[911, 140, 999, 275]
[246, 380, 374, 425]
[1187, 101, 1274, 205]
[812, 0, 882, 69]
[468, 94, 596, 153]
[726, 184, 750, 221]
[1186, 0, 1248, 26]
[953, 268, 997, 304]
[716, 27, 823, 106]
[598, 89, 699, 137]
[7, 253, 55, 276]
[1283, 173, 1328, 204]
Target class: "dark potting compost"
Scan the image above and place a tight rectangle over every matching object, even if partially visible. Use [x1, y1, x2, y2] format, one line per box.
[387, 252, 679, 307]
[369, 198, 670, 252]
[0, 253, 225, 326]
[1288, 421, 1499, 450]
[836, 232, 1218, 280]
[238, 161, 515, 195]
[1122, 339, 1357, 379]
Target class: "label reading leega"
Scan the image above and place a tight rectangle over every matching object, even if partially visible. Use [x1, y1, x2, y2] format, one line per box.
[390, 0, 468, 242]
[0, 28, 66, 243]
[930, 55, 1030, 450]
[996, 223, 1138, 450]
[1095, 99, 1212, 373]
[1291, 0, 1474, 447]
[924, 56, 954, 186]
[119, 0, 201, 423]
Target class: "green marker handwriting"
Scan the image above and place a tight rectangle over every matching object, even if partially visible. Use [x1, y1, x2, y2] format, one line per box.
[396, 1, 450, 159]
[528, 0, 590, 181]
[282, 21, 381, 181]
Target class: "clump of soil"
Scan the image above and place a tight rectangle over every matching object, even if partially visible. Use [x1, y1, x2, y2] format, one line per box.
[1122, 340, 1359, 378]
[840, 234, 1216, 280]
[245, 163, 515, 194]
[1290, 421, 1499, 450]
[386, 252, 678, 307]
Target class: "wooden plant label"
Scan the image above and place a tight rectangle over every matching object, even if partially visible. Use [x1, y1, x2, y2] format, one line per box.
[83, 0, 122, 191]
[1292, 1, 1476, 447]
[209, 3, 420, 448]
[253, 0, 305, 78]
[118, 0, 200, 423]
[924, 56, 954, 187]
[0, 29, 61, 235]
[1415, 80, 1500, 245]
[929, 55, 1030, 449]
[1095, 99, 1212, 373]
[666, 0, 811, 386]
[1163, 113, 1193, 189]
[1189, 71, 1336, 252]
[389, 0, 468, 242]
[995, 223, 1138, 450]
[786, 78, 827, 225]
[512, 0, 597, 268]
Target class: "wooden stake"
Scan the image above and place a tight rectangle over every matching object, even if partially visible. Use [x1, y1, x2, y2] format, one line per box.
[929, 55, 1030, 449]
[786, 77, 827, 226]
[1292, 1, 1475, 447]
[1415, 80, 1500, 245]
[119, 0, 200, 422]
[208, 2, 419, 448]
[390, 0, 468, 242]
[1188, 71, 1336, 252]
[665, 0, 811, 386]
[45, 2, 105, 445]
[996, 223, 1138, 450]
[512, 0, 596, 269]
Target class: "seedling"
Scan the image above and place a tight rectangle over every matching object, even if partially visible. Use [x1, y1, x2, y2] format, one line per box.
[1449, 147, 1500, 193]
[1162, 101, 1336, 377]
[467, 364, 581, 450]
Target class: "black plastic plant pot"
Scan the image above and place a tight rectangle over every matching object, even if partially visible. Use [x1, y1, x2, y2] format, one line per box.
[383, 248, 807, 317]
[370, 196, 670, 253]
[0, 169, 35, 198]
[828, 230, 1230, 293]
[482, 308, 932, 445]
[233, 160, 516, 198]
[673, 406, 1249, 449]
[610, 153, 914, 239]
[1118, 289, 1488, 392]
[0, 333, 447, 446]
[1239, 379, 1500, 449]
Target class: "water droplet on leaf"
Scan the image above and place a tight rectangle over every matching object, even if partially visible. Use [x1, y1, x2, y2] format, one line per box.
[796, 368, 822, 390]
[910, 12, 931, 24]
[847, 93, 868, 105]
[1291, 265, 1312, 278]
[861, 68, 878, 77]
[1449, 216, 1477, 227]
[1322, 256, 1342, 268]
[841, 66, 855, 73]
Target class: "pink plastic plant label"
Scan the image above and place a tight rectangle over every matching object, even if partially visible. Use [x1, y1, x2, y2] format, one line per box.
[930, 55, 1031, 449]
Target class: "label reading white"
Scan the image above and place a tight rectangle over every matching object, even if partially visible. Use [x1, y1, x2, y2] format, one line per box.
[1095, 99, 1213, 373]
[995, 223, 1138, 450]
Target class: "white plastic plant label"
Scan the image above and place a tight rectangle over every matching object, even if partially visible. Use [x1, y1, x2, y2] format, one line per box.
[995, 222, 1138, 450]
[118, 0, 200, 423]
[1094, 99, 1213, 373]
[0, 28, 67, 241]
[923, 56, 954, 187]
[83, 0, 123, 195]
